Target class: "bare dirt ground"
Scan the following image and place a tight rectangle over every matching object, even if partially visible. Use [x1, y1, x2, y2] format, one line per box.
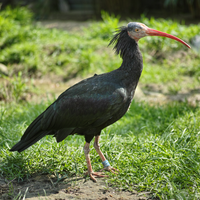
[0, 175, 151, 200]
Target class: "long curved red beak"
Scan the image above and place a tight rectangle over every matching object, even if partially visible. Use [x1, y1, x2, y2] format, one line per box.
[146, 28, 191, 48]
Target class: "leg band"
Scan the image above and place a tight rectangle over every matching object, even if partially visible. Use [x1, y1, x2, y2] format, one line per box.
[102, 160, 110, 168]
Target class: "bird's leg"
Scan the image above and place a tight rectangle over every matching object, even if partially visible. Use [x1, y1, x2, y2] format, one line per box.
[94, 135, 118, 173]
[83, 142, 107, 182]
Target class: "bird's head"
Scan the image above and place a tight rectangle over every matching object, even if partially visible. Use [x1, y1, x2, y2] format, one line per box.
[127, 22, 191, 48]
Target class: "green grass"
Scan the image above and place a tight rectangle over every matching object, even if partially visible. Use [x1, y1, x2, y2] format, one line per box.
[0, 8, 200, 78]
[1, 7, 200, 199]
[0, 101, 199, 199]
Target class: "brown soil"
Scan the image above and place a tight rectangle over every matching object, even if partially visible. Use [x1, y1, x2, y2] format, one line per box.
[0, 175, 150, 200]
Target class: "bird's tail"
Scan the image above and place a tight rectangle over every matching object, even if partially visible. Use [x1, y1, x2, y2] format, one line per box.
[10, 112, 49, 153]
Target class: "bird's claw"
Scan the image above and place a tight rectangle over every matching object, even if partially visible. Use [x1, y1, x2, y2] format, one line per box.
[100, 166, 119, 174]
[85, 171, 108, 182]
[84, 166, 119, 182]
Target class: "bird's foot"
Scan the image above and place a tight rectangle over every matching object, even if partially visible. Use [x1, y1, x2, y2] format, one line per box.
[101, 160, 119, 174]
[100, 166, 119, 174]
[85, 171, 108, 182]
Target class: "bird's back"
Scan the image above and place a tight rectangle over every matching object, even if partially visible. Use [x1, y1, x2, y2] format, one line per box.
[10, 69, 136, 152]
[46, 69, 134, 133]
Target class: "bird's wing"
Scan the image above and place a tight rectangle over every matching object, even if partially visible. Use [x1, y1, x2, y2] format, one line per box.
[41, 77, 127, 131]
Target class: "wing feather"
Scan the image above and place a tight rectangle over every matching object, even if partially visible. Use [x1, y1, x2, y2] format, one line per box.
[41, 77, 127, 131]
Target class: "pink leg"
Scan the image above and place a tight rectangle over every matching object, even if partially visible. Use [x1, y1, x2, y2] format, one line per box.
[83, 142, 107, 182]
[94, 135, 118, 173]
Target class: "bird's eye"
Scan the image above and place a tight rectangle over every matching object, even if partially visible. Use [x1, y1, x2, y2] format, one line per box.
[135, 28, 139, 32]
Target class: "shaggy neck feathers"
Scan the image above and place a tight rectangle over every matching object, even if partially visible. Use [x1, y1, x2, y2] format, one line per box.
[109, 27, 139, 59]
[109, 26, 143, 76]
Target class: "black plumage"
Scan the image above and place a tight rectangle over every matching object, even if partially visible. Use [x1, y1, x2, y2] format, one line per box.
[10, 26, 142, 152]
[10, 22, 189, 181]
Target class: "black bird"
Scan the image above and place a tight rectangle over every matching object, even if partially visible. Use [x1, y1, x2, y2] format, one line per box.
[10, 22, 190, 182]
